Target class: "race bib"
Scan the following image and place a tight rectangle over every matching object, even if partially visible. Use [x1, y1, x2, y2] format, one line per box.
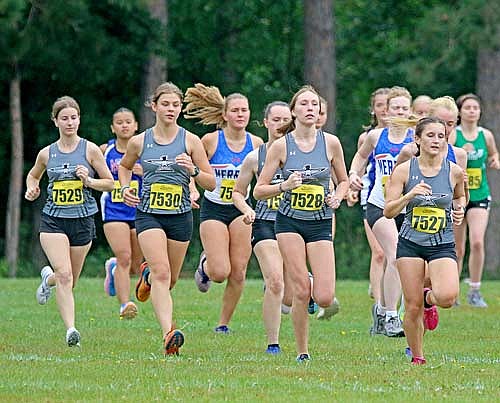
[382, 175, 389, 197]
[467, 168, 482, 190]
[290, 185, 324, 211]
[111, 180, 139, 203]
[267, 192, 284, 210]
[52, 180, 84, 206]
[149, 183, 182, 210]
[220, 179, 235, 202]
[411, 206, 446, 234]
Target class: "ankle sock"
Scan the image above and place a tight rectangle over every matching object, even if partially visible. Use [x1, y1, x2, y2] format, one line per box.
[423, 289, 433, 309]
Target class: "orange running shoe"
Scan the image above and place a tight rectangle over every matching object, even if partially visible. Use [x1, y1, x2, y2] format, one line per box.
[164, 328, 185, 356]
[135, 262, 151, 302]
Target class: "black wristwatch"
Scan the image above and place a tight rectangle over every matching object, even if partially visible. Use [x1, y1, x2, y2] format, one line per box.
[191, 166, 200, 177]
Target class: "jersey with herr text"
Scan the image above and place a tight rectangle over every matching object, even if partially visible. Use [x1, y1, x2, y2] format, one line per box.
[204, 129, 254, 205]
[367, 127, 414, 209]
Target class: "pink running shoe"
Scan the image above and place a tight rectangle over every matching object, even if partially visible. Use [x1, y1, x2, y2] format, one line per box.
[423, 288, 439, 331]
[411, 356, 427, 365]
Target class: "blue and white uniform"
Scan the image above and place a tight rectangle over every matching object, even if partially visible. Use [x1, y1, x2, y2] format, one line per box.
[203, 129, 254, 205]
[367, 128, 414, 209]
[100, 139, 142, 222]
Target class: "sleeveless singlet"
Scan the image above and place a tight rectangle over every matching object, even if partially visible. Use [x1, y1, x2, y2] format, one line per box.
[399, 157, 454, 246]
[254, 143, 285, 221]
[446, 144, 456, 164]
[454, 126, 490, 201]
[100, 139, 142, 222]
[279, 130, 332, 220]
[43, 139, 98, 218]
[138, 127, 191, 215]
[204, 129, 254, 205]
[368, 127, 414, 209]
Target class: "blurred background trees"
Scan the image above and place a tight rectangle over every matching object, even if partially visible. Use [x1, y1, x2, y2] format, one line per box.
[1, 0, 499, 279]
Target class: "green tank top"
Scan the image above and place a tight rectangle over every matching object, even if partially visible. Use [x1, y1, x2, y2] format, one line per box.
[454, 127, 490, 201]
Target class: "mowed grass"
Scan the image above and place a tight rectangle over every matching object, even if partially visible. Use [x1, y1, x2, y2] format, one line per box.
[0, 278, 499, 402]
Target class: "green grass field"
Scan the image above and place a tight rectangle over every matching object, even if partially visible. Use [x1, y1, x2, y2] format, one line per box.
[1, 278, 499, 402]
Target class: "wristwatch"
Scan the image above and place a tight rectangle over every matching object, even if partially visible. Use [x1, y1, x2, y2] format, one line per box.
[191, 166, 200, 177]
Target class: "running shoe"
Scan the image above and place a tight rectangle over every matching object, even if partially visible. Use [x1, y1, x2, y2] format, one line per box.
[104, 257, 117, 297]
[411, 356, 426, 365]
[384, 316, 405, 337]
[265, 345, 281, 355]
[119, 301, 138, 320]
[405, 347, 412, 358]
[296, 353, 311, 363]
[36, 266, 54, 305]
[370, 303, 385, 335]
[194, 252, 211, 293]
[467, 289, 488, 308]
[423, 288, 439, 331]
[135, 262, 151, 302]
[317, 298, 340, 320]
[66, 328, 81, 347]
[214, 325, 231, 334]
[164, 328, 184, 356]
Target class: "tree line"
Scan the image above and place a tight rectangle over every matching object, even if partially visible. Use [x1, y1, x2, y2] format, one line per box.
[1, 0, 500, 278]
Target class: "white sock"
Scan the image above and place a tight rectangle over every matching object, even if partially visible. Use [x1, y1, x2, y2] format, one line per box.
[386, 310, 398, 320]
[469, 282, 481, 290]
[66, 327, 77, 336]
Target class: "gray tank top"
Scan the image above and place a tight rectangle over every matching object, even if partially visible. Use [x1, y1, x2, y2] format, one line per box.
[138, 127, 191, 214]
[255, 143, 284, 221]
[399, 157, 454, 246]
[43, 139, 98, 218]
[278, 130, 332, 220]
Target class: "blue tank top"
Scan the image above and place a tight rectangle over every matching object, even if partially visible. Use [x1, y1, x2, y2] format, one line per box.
[254, 143, 284, 221]
[43, 139, 98, 218]
[138, 127, 191, 214]
[204, 129, 254, 205]
[367, 128, 414, 209]
[100, 139, 142, 222]
[446, 144, 456, 163]
[279, 130, 332, 220]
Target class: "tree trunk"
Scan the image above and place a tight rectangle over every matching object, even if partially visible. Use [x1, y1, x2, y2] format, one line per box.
[6, 68, 24, 278]
[139, 0, 168, 130]
[477, 47, 500, 278]
[303, 0, 336, 132]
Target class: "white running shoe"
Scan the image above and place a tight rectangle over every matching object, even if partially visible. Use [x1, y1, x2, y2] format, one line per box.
[119, 301, 138, 319]
[36, 266, 54, 305]
[317, 298, 340, 320]
[66, 328, 81, 347]
[194, 252, 211, 293]
[384, 316, 405, 337]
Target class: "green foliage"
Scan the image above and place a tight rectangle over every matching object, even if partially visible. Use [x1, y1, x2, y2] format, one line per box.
[1, 279, 499, 400]
[2, 0, 500, 277]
